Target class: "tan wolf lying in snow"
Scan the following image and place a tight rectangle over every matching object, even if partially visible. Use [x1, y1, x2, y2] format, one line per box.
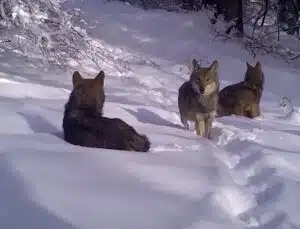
[178, 59, 220, 139]
[62, 70, 150, 152]
[217, 61, 264, 119]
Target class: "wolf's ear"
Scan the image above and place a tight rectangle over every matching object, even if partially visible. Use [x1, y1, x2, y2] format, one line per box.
[255, 61, 262, 70]
[72, 71, 82, 87]
[246, 62, 252, 69]
[95, 70, 105, 88]
[192, 59, 200, 70]
[209, 60, 219, 73]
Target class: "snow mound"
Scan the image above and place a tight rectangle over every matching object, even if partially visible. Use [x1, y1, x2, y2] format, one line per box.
[0, 0, 300, 229]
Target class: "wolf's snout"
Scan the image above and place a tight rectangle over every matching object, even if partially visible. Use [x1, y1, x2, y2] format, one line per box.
[198, 84, 205, 94]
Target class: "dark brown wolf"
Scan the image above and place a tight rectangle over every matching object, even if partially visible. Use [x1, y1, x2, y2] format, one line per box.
[62, 71, 150, 152]
[217, 61, 264, 119]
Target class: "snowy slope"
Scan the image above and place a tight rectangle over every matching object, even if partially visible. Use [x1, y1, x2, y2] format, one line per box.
[1, 1, 300, 229]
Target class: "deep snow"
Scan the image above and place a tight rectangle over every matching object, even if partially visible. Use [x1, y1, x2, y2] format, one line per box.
[1, 0, 300, 229]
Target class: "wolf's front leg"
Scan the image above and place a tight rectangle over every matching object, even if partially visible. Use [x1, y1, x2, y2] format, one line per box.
[233, 105, 245, 117]
[204, 118, 213, 139]
[180, 116, 189, 130]
[250, 103, 260, 118]
[195, 119, 205, 137]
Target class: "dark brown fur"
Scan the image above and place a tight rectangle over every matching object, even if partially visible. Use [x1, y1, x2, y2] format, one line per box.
[217, 61, 264, 119]
[62, 71, 150, 152]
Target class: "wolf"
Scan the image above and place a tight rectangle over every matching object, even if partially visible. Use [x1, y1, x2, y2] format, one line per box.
[217, 61, 264, 119]
[178, 59, 220, 139]
[62, 70, 150, 152]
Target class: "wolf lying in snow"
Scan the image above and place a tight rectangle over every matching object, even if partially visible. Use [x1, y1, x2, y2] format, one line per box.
[62, 70, 150, 152]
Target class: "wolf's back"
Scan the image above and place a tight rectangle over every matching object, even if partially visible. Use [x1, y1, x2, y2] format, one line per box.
[63, 112, 150, 152]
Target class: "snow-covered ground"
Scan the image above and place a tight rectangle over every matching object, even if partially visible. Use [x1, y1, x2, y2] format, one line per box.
[1, 1, 300, 229]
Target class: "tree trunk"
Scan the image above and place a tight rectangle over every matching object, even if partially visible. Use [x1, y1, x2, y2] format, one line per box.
[261, 0, 269, 27]
[236, 0, 244, 36]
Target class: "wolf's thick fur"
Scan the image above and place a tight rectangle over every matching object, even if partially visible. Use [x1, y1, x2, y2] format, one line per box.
[217, 61, 264, 119]
[178, 59, 220, 139]
[62, 71, 150, 152]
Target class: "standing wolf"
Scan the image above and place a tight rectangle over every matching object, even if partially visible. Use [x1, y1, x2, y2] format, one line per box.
[217, 61, 264, 119]
[178, 59, 220, 139]
[62, 70, 150, 152]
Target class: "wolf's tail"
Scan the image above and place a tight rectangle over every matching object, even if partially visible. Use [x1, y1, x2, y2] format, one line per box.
[128, 133, 151, 152]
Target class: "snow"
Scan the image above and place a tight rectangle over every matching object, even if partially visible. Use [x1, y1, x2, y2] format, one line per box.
[1, 0, 300, 229]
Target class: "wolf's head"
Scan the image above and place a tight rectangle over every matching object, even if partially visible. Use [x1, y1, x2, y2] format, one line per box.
[244, 62, 264, 89]
[190, 59, 219, 95]
[67, 70, 105, 116]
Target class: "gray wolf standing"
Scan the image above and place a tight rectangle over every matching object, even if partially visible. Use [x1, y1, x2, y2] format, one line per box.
[218, 61, 264, 119]
[178, 59, 220, 139]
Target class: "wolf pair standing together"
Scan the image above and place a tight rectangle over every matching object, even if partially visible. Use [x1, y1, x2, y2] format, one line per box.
[62, 70, 150, 152]
[178, 59, 264, 139]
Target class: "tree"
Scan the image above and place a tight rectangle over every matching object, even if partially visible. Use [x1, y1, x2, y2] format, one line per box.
[236, 0, 244, 35]
[0, 0, 89, 69]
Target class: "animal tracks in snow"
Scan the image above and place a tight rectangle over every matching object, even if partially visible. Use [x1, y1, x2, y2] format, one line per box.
[215, 122, 291, 229]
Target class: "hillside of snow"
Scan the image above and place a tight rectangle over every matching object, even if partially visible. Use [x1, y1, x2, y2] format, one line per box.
[1, 1, 300, 229]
